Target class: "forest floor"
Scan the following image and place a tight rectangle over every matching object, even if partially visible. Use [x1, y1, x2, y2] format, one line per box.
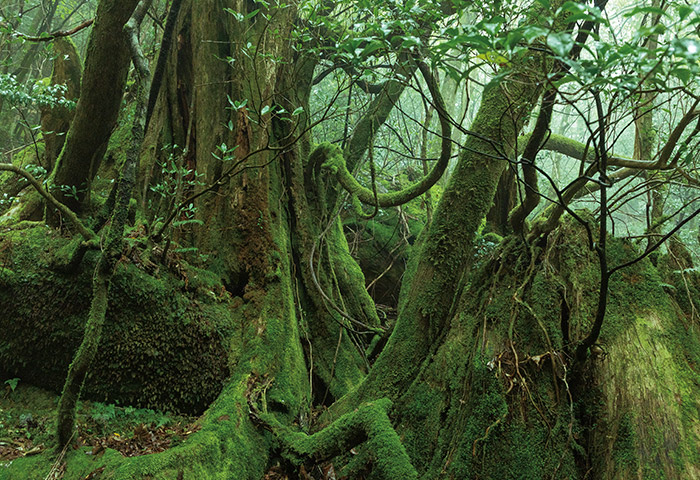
[0, 382, 198, 470]
[1, 382, 348, 480]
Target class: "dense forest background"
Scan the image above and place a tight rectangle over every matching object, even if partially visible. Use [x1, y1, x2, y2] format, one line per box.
[0, 0, 699, 478]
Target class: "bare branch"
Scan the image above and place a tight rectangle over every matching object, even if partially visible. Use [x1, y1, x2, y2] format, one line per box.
[16, 19, 94, 42]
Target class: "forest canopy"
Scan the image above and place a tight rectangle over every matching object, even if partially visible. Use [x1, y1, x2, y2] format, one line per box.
[0, 0, 699, 479]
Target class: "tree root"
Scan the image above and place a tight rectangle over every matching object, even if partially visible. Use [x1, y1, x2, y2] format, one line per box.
[248, 384, 417, 479]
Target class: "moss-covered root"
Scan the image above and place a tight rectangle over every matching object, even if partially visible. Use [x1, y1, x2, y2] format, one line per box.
[56, 261, 109, 447]
[257, 398, 417, 479]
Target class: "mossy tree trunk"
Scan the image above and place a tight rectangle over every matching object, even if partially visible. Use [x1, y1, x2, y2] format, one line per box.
[49, 0, 140, 216]
[56, 0, 153, 449]
[40, 37, 82, 171]
[75, 2, 384, 476]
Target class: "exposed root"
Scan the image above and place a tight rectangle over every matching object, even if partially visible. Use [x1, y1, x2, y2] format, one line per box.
[247, 376, 417, 479]
[472, 409, 508, 457]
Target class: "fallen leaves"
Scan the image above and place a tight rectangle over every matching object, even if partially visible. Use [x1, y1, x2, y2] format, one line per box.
[80, 421, 200, 458]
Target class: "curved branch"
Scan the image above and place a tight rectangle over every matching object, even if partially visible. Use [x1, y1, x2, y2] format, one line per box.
[659, 103, 700, 168]
[509, 89, 556, 234]
[0, 163, 97, 242]
[575, 89, 610, 362]
[312, 63, 385, 94]
[530, 106, 700, 171]
[343, 56, 417, 172]
[325, 58, 451, 208]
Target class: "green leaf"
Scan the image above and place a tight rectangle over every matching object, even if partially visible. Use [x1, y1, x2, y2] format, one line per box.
[292, 107, 304, 116]
[245, 8, 260, 20]
[261, 105, 271, 116]
[670, 67, 692, 84]
[360, 40, 384, 58]
[460, 34, 491, 50]
[4, 378, 20, 392]
[677, 5, 693, 21]
[482, 71, 509, 96]
[400, 36, 421, 49]
[173, 219, 205, 228]
[224, 8, 244, 22]
[552, 73, 579, 88]
[566, 12, 596, 23]
[624, 6, 666, 18]
[547, 32, 574, 57]
[505, 30, 524, 50]
[522, 26, 549, 43]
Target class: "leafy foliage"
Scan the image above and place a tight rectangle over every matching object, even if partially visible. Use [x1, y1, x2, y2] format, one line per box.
[0, 74, 75, 110]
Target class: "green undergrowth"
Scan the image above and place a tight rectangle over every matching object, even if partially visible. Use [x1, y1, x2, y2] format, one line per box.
[0, 383, 194, 474]
[0, 374, 269, 480]
[0, 224, 235, 414]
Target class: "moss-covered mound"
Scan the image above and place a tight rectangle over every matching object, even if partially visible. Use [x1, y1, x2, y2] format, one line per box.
[0, 224, 234, 414]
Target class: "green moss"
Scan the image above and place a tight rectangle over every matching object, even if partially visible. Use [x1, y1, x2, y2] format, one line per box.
[259, 398, 417, 479]
[612, 413, 640, 471]
[0, 225, 233, 414]
[0, 266, 15, 285]
[445, 356, 577, 480]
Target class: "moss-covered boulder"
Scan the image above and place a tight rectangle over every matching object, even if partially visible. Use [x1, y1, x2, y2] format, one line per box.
[0, 225, 233, 414]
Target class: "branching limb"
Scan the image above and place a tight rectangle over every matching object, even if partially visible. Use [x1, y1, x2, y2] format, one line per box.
[509, 89, 556, 234]
[15, 18, 94, 42]
[0, 163, 97, 243]
[324, 57, 452, 207]
[526, 102, 700, 171]
[530, 133, 664, 170]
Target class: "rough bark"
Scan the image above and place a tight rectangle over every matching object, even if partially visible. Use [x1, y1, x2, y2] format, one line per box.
[49, 0, 140, 215]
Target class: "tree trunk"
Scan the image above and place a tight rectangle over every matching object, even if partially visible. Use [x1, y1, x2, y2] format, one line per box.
[49, 0, 140, 215]
[40, 37, 82, 171]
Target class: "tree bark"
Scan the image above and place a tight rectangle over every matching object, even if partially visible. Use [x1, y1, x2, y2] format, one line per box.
[49, 0, 140, 216]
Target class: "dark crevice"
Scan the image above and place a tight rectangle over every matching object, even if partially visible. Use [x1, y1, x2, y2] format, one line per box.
[223, 269, 249, 298]
[560, 291, 571, 346]
[311, 372, 335, 407]
[268, 400, 290, 415]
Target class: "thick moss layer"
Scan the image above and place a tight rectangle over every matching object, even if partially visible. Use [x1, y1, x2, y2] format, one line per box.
[379, 217, 700, 480]
[0, 225, 233, 414]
